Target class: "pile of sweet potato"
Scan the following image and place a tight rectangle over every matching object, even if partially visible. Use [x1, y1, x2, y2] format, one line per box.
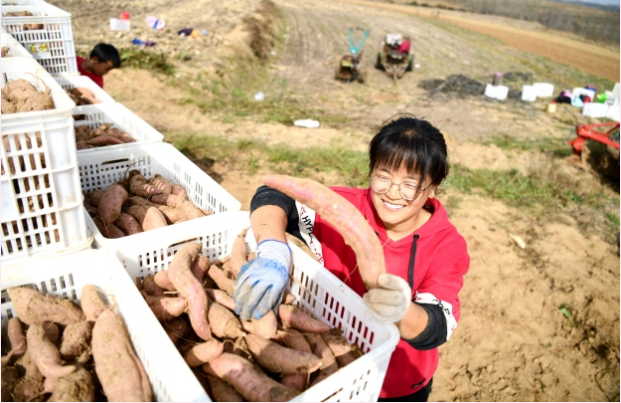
[1, 285, 151, 402]
[137, 233, 363, 402]
[66, 87, 100, 107]
[84, 170, 214, 239]
[3, 11, 43, 30]
[1, 79, 54, 114]
[75, 123, 136, 150]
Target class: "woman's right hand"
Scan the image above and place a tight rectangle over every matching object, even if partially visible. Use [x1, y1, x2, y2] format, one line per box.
[233, 239, 291, 321]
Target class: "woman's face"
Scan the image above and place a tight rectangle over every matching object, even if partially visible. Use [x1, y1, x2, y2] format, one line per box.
[370, 165, 436, 231]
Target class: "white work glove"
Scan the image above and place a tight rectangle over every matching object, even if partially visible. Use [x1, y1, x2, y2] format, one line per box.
[363, 273, 411, 323]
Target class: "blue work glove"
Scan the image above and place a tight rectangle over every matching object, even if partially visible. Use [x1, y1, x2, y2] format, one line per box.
[233, 239, 291, 321]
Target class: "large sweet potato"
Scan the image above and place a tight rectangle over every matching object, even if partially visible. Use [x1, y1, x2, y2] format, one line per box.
[263, 174, 385, 289]
[304, 332, 338, 387]
[48, 366, 95, 402]
[279, 305, 331, 333]
[129, 170, 162, 197]
[168, 243, 211, 340]
[203, 353, 299, 402]
[208, 302, 244, 339]
[97, 183, 128, 226]
[184, 339, 223, 367]
[59, 321, 93, 362]
[92, 310, 152, 402]
[206, 375, 244, 402]
[7, 287, 85, 326]
[245, 333, 322, 375]
[81, 284, 108, 321]
[26, 325, 76, 379]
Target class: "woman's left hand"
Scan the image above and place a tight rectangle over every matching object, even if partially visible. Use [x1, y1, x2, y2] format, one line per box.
[363, 273, 411, 323]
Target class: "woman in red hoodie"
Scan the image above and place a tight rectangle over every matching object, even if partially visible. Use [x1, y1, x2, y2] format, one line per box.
[233, 115, 470, 401]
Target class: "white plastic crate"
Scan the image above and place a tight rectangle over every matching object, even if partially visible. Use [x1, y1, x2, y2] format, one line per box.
[78, 142, 242, 250]
[55, 75, 115, 103]
[1, 4, 77, 76]
[1, 58, 91, 265]
[0, 248, 201, 402]
[112, 211, 401, 402]
[1, 0, 49, 4]
[1, 32, 33, 58]
[73, 103, 163, 153]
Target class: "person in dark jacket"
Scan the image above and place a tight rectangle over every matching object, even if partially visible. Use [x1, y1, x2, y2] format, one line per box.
[233, 114, 470, 401]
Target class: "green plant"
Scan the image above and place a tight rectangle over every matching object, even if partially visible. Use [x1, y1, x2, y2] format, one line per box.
[118, 48, 175, 75]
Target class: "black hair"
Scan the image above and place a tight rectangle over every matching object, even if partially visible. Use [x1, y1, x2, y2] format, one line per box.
[90, 43, 121, 68]
[369, 114, 449, 187]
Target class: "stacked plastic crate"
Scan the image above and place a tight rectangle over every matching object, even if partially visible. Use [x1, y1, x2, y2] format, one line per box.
[1, 2, 400, 402]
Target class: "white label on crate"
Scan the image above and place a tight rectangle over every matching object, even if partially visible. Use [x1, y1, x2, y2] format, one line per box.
[295, 201, 325, 266]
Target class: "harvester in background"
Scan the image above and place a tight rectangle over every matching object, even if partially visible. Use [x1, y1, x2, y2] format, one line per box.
[335, 27, 370, 83]
[375, 33, 414, 81]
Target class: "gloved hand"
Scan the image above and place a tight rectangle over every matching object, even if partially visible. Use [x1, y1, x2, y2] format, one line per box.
[363, 273, 411, 323]
[233, 239, 291, 321]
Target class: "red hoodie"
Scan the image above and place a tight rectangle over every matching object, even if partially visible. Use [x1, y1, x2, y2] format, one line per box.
[294, 187, 470, 398]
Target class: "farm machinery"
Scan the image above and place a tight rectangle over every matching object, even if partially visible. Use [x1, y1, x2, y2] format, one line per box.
[568, 121, 620, 180]
[335, 27, 370, 84]
[375, 33, 414, 81]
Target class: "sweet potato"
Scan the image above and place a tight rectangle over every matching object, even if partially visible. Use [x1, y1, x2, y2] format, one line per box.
[273, 328, 312, 352]
[49, 366, 95, 402]
[7, 287, 85, 326]
[245, 333, 322, 375]
[92, 216, 125, 239]
[129, 169, 162, 197]
[149, 296, 187, 321]
[203, 353, 299, 402]
[89, 189, 103, 207]
[126, 205, 168, 231]
[12, 351, 43, 402]
[208, 302, 244, 339]
[97, 183, 128, 226]
[148, 174, 172, 194]
[26, 324, 76, 379]
[184, 339, 224, 367]
[206, 375, 244, 402]
[81, 284, 108, 321]
[206, 289, 235, 311]
[59, 321, 93, 362]
[279, 305, 331, 333]
[143, 274, 166, 296]
[208, 264, 236, 295]
[92, 310, 152, 402]
[42, 321, 60, 346]
[191, 255, 210, 283]
[114, 212, 143, 236]
[322, 328, 358, 368]
[151, 193, 206, 220]
[281, 373, 307, 392]
[251, 310, 278, 339]
[304, 332, 338, 387]
[7, 317, 26, 356]
[162, 317, 192, 341]
[159, 205, 187, 224]
[85, 135, 124, 146]
[171, 184, 187, 200]
[153, 270, 176, 291]
[125, 196, 160, 208]
[263, 174, 385, 289]
[169, 243, 211, 340]
[229, 230, 248, 277]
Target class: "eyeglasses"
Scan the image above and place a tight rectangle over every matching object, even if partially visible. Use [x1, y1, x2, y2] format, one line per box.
[369, 174, 427, 201]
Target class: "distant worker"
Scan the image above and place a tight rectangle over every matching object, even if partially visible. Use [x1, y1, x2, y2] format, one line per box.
[76, 43, 121, 89]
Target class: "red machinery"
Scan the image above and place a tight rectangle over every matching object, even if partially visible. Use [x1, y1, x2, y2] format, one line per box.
[568, 121, 620, 155]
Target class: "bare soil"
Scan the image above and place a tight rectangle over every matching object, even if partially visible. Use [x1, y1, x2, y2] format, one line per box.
[50, 0, 620, 400]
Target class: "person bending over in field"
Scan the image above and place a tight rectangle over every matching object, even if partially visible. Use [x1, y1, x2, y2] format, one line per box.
[77, 43, 121, 89]
[233, 114, 470, 401]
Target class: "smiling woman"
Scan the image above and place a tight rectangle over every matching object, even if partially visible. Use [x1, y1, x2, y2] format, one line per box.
[232, 114, 470, 401]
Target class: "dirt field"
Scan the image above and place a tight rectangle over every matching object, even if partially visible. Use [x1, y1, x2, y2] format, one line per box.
[51, 0, 619, 400]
